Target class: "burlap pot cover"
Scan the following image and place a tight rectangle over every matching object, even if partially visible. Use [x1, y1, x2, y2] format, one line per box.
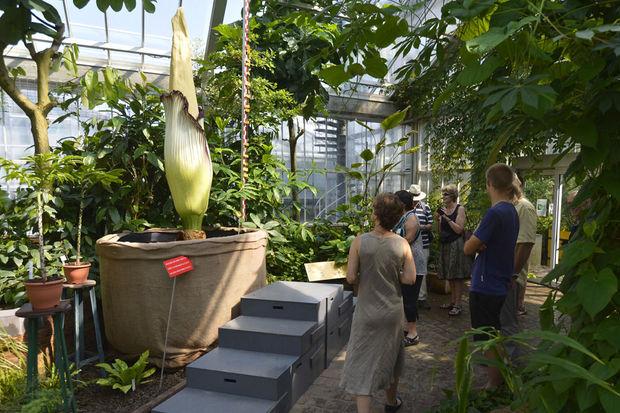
[96, 228, 268, 368]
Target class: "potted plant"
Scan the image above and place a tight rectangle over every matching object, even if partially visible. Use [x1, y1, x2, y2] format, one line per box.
[0, 153, 78, 310]
[62, 155, 122, 284]
[96, 8, 268, 367]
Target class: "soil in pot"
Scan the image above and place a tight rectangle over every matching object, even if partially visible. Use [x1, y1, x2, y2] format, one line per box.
[25, 277, 64, 310]
[118, 229, 239, 243]
[63, 262, 91, 284]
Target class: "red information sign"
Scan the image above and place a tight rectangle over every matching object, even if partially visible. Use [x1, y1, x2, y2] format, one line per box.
[163, 256, 193, 278]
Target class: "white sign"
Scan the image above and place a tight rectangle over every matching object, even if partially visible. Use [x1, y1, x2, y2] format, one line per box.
[536, 199, 548, 217]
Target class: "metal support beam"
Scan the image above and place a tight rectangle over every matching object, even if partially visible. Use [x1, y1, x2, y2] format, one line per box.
[551, 173, 564, 268]
[204, 0, 228, 59]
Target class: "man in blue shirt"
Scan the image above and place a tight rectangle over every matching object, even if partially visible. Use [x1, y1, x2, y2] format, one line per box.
[464, 163, 519, 388]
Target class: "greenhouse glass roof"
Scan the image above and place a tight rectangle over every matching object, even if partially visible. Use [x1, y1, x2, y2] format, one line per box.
[3, 0, 243, 75]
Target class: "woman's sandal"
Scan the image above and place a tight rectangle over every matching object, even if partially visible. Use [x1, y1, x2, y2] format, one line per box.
[385, 396, 403, 412]
[403, 335, 420, 347]
[439, 303, 454, 310]
[448, 305, 462, 316]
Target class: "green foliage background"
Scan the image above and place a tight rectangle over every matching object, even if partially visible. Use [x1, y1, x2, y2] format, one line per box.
[393, 0, 620, 411]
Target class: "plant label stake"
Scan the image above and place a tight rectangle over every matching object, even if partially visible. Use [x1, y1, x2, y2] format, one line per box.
[163, 256, 193, 277]
[159, 256, 193, 391]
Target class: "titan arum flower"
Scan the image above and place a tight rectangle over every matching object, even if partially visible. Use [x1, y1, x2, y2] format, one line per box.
[161, 8, 213, 239]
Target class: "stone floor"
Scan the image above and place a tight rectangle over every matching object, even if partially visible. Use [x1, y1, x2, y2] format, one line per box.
[292, 283, 553, 413]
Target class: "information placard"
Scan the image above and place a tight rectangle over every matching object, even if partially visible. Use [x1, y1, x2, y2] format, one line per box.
[163, 256, 193, 278]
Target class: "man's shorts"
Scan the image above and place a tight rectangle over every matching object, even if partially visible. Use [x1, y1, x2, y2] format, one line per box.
[469, 291, 507, 341]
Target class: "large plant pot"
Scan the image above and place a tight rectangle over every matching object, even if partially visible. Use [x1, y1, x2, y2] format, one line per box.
[25, 278, 64, 310]
[96, 227, 268, 368]
[63, 262, 91, 284]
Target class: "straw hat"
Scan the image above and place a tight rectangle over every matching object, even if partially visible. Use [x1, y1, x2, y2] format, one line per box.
[408, 184, 427, 201]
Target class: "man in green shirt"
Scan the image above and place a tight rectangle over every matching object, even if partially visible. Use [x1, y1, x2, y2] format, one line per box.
[500, 173, 537, 342]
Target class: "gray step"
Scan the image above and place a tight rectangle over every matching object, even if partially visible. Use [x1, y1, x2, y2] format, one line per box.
[326, 312, 353, 367]
[291, 340, 326, 405]
[339, 291, 354, 319]
[241, 281, 343, 329]
[338, 312, 353, 349]
[152, 388, 288, 413]
[186, 347, 297, 401]
[219, 316, 317, 356]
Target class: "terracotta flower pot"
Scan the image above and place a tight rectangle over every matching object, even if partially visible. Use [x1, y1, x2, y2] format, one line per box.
[25, 278, 64, 310]
[63, 262, 91, 284]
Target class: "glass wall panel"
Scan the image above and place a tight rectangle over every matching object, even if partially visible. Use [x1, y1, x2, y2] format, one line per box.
[271, 114, 416, 221]
[66, 1, 106, 42]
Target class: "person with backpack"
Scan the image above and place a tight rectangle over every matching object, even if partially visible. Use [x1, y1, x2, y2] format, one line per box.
[394, 190, 427, 346]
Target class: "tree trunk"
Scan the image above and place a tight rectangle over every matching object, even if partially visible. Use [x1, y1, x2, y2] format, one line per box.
[287, 118, 300, 220]
[31, 110, 51, 154]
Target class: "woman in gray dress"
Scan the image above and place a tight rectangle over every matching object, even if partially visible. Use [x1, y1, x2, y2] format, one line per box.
[340, 193, 417, 413]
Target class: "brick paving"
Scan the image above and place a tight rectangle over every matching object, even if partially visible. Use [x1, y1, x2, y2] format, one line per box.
[292, 283, 552, 413]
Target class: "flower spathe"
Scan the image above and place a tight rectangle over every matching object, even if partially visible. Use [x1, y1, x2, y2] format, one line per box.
[161, 8, 213, 232]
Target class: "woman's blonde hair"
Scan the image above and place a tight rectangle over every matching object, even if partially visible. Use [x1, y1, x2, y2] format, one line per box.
[441, 184, 458, 203]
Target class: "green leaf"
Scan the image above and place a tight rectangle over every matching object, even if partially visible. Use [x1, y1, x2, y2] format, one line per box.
[526, 353, 619, 396]
[454, 337, 471, 412]
[575, 29, 594, 40]
[73, 0, 89, 8]
[347, 63, 365, 77]
[22, 0, 63, 25]
[500, 89, 518, 113]
[363, 54, 388, 78]
[381, 107, 409, 131]
[564, 121, 598, 148]
[124, 0, 136, 11]
[112, 383, 132, 393]
[109, 208, 121, 224]
[456, 55, 502, 86]
[319, 65, 351, 88]
[359, 149, 374, 162]
[519, 86, 538, 109]
[0, 6, 30, 45]
[28, 22, 58, 38]
[466, 16, 538, 54]
[515, 330, 603, 364]
[594, 319, 620, 348]
[577, 268, 617, 318]
[544, 240, 596, 282]
[143, 0, 156, 13]
[600, 387, 620, 413]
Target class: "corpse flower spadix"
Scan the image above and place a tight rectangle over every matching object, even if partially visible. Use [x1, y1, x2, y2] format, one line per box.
[161, 8, 213, 236]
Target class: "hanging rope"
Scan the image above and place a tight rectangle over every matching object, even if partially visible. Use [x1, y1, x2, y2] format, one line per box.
[240, 0, 251, 223]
